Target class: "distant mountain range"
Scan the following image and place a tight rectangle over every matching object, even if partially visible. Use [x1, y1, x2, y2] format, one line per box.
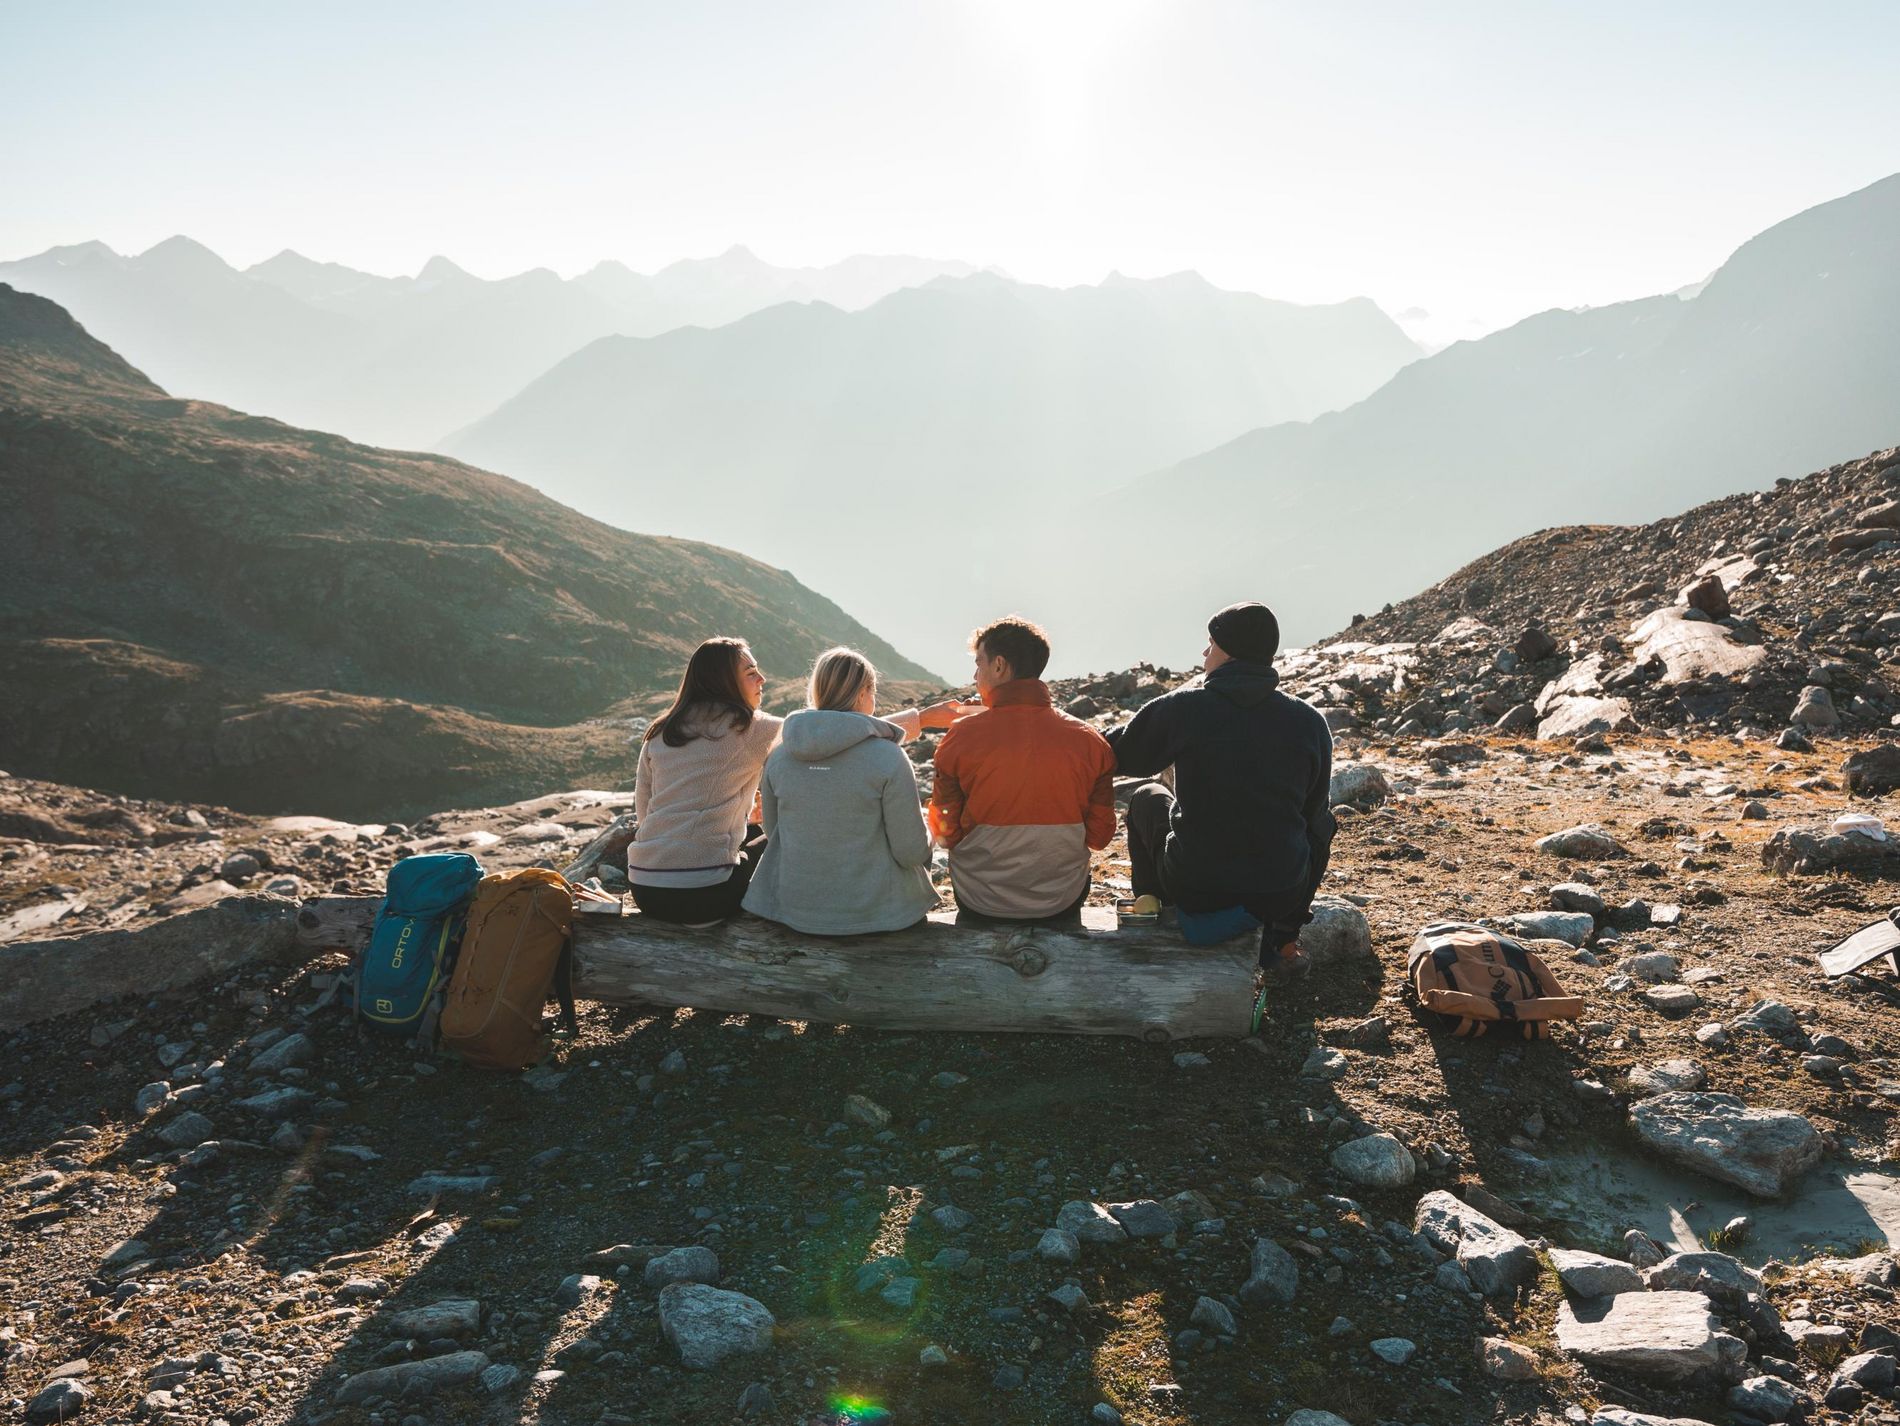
[444, 270, 1422, 661]
[1078, 171, 1900, 665]
[0, 284, 933, 818]
[0, 240, 993, 448]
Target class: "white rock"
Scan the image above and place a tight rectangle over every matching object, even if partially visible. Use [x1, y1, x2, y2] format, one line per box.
[1555, 1291, 1745, 1383]
[1629, 1092, 1822, 1197]
[1626, 1060, 1706, 1099]
[1536, 824, 1624, 859]
[1329, 1134, 1416, 1189]
[1549, 1247, 1644, 1298]
[657, 1283, 776, 1369]
[1412, 1191, 1535, 1297]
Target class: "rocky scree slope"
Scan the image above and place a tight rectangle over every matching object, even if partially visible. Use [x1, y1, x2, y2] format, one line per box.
[1276, 446, 1900, 743]
[0, 285, 930, 819]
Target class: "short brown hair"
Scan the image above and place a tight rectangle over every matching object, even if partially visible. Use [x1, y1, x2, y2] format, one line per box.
[970, 615, 1050, 680]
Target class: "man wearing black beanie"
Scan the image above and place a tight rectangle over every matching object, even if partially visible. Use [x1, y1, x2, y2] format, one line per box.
[1104, 601, 1335, 974]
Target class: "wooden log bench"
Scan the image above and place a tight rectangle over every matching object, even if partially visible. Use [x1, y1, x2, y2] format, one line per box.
[293, 896, 1293, 1041]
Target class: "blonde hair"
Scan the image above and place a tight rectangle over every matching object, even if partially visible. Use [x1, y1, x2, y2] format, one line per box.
[809, 646, 876, 712]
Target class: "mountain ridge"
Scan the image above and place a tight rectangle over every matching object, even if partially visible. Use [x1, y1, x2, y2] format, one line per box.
[0, 284, 936, 818]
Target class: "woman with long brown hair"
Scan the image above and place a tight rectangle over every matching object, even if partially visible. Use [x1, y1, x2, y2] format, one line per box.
[627, 637, 781, 925]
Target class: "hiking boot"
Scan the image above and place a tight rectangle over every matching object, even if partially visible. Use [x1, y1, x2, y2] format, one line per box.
[1268, 941, 1311, 981]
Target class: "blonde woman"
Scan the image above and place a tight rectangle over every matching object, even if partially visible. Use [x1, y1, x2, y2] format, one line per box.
[743, 649, 967, 935]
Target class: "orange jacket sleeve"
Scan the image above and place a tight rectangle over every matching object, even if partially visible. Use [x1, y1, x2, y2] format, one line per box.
[928, 730, 967, 848]
[1084, 739, 1116, 851]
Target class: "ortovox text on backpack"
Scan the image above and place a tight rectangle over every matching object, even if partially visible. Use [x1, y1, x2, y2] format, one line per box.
[356, 852, 484, 1034]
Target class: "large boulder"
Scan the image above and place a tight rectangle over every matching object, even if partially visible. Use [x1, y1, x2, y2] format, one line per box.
[1762, 825, 1900, 875]
[1844, 744, 1900, 797]
[657, 1283, 776, 1369]
[1329, 763, 1391, 808]
[1629, 1092, 1822, 1198]
[1412, 1191, 1536, 1298]
[1297, 897, 1372, 966]
[1556, 1291, 1746, 1384]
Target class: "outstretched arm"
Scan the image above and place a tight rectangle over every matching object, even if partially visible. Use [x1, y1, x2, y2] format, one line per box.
[1104, 697, 1178, 778]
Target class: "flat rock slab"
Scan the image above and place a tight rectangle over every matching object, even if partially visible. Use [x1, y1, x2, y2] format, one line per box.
[1630, 1092, 1822, 1198]
[1627, 608, 1766, 684]
[658, 1283, 775, 1369]
[1556, 1290, 1745, 1384]
[1548, 1247, 1643, 1299]
[1501, 911, 1594, 946]
[1412, 1190, 1535, 1297]
[335, 1350, 490, 1405]
[387, 1299, 481, 1339]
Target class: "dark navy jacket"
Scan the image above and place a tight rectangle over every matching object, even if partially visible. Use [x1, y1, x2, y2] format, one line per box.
[1105, 660, 1335, 901]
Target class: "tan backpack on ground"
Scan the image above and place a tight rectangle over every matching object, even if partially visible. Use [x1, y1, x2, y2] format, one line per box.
[440, 868, 577, 1069]
[1407, 921, 1584, 1039]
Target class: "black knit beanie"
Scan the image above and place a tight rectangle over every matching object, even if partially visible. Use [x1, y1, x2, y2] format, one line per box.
[1208, 602, 1280, 664]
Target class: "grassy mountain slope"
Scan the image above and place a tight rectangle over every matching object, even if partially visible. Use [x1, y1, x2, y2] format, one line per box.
[0, 284, 933, 817]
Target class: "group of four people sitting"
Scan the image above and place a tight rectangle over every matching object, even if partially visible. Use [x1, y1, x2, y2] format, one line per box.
[625, 604, 1335, 970]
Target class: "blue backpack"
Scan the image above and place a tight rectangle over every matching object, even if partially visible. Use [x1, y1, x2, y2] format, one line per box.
[355, 853, 485, 1034]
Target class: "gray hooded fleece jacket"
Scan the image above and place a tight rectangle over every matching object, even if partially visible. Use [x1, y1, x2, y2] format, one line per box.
[741, 709, 938, 935]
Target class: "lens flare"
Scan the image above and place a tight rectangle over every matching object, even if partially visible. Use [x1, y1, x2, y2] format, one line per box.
[829, 1395, 891, 1422]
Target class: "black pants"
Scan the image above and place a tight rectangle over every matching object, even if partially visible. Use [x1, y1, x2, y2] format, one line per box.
[631, 825, 765, 924]
[1125, 782, 1329, 954]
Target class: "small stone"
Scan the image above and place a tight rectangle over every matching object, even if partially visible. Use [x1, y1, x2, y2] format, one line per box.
[1727, 1374, 1807, 1423]
[843, 1094, 890, 1129]
[25, 1378, 90, 1424]
[736, 1382, 775, 1415]
[1621, 951, 1680, 983]
[1626, 1059, 1705, 1098]
[156, 1111, 215, 1150]
[1412, 1191, 1535, 1298]
[930, 1204, 974, 1233]
[250, 1032, 314, 1074]
[553, 1273, 602, 1307]
[1480, 1336, 1539, 1381]
[219, 852, 263, 882]
[334, 1351, 490, 1404]
[1370, 1337, 1416, 1365]
[919, 1345, 949, 1367]
[1036, 1228, 1080, 1264]
[100, 1239, 151, 1272]
[642, 1247, 719, 1288]
[1056, 1200, 1127, 1244]
[134, 1082, 171, 1116]
[389, 1299, 481, 1339]
[478, 1363, 521, 1395]
[1047, 1283, 1089, 1313]
[1329, 1133, 1416, 1188]
[1641, 985, 1701, 1016]
[1694, 1022, 1728, 1048]
[1549, 1248, 1643, 1298]
[1238, 1237, 1299, 1306]
[1172, 1051, 1211, 1069]
[1190, 1296, 1237, 1336]
[657, 1049, 686, 1075]
[1301, 1046, 1349, 1079]
[1536, 824, 1623, 859]
[1091, 1405, 1124, 1426]
[1105, 1200, 1174, 1238]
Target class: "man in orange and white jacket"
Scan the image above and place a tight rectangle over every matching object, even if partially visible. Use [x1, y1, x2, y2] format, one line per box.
[927, 616, 1117, 922]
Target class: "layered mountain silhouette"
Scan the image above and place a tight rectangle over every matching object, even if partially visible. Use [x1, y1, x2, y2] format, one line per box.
[0, 241, 990, 448]
[444, 271, 1421, 660]
[1085, 172, 1900, 663]
[0, 284, 932, 818]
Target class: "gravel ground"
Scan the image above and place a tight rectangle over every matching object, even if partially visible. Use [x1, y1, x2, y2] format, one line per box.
[4, 728, 1900, 1426]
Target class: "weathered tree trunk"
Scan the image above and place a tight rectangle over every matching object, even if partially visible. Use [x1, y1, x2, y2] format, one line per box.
[295, 898, 1255, 1041]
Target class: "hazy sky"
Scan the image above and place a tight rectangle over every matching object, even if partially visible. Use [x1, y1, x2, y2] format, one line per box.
[5, 0, 1898, 340]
